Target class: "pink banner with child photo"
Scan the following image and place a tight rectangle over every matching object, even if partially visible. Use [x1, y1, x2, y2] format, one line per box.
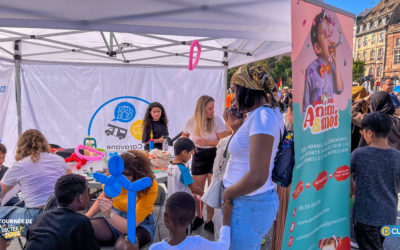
[282, 1, 354, 249]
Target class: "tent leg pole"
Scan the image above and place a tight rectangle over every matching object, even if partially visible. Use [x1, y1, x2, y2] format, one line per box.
[223, 47, 229, 95]
[224, 68, 228, 93]
[223, 67, 228, 109]
[14, 40, 22, 136]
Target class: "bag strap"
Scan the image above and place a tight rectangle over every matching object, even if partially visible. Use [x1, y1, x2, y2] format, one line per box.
[219, 122, 243, 174]
[222, 133, 234, 159]
[222, 120, 244, 158]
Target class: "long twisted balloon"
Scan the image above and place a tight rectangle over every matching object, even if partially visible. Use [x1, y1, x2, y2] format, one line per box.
[94, 154, 152, 244]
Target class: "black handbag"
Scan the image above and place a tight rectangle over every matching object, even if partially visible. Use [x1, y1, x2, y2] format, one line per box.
[271, 126, 295, 187]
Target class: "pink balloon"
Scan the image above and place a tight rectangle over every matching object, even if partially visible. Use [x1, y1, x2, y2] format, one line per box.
[75, 144, 104, 161]
[188, 40, 201, 71]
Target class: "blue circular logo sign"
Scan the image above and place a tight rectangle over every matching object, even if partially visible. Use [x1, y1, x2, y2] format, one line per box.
[112, 102, 136, 123]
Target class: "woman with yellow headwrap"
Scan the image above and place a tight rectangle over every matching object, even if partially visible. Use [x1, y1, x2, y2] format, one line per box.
[222, 62, 285, 250]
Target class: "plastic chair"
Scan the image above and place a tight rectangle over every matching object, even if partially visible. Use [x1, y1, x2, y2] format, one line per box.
[152, 184, 166, 244]
[43, 194, 58, 211]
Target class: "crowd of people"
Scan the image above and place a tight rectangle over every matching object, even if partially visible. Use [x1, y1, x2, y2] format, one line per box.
[0, 61, 294, 250]
[0, 61, 399, 250]
[350, 76, 400, 249]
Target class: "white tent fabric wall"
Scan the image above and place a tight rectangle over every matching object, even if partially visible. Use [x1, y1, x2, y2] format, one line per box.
[0, 60, 18, 167]
[18, 62, 225, 159]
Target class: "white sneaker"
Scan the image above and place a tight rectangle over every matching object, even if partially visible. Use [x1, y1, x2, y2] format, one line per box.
[350, 240, 359, 249]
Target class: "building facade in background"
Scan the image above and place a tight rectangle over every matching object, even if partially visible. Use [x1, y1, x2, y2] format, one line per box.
[385, 22, 400, 77]
[354, 0, 400, 80]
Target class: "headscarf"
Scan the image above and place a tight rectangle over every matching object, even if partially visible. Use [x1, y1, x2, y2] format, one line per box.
[370, 91, 395, 115]
[352, 86, 369, 102]
[230, 62, 275, 94]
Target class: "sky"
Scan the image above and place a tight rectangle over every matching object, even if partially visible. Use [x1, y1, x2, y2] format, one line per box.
[324, 0, 380, 15]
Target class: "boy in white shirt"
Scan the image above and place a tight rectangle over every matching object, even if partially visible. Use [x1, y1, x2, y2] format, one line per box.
[150, 192, 232, 250]
[167, 138, 203, 197]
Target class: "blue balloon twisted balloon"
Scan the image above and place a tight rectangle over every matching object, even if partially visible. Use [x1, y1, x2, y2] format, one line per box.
[94, 153, 152, 244]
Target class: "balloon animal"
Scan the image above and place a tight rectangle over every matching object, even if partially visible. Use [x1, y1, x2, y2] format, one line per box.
[94, 153, 152, 244]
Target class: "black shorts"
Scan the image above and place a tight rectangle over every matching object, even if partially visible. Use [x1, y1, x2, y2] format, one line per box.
[191, 147, 217, 175]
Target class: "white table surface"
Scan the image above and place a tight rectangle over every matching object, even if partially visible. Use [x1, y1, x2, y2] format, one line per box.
[87, 171, 167, 189]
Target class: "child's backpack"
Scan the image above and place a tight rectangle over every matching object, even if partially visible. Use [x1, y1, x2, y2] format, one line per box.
[271, 127, 295, 187]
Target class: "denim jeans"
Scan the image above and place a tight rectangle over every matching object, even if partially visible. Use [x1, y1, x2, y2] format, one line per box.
[0, 207, 43, 240]
[106, 207, 155, 241]
[230, 189, 279, 250]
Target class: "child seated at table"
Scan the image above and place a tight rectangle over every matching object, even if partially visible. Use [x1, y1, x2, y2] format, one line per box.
[86, 150, 158, 249]
[25, 174, 99, 250]
[150, 192, 232, 249]
[167, 138, 203, 197]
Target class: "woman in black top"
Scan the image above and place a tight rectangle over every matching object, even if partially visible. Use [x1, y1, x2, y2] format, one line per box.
[142, 102, 169, 151]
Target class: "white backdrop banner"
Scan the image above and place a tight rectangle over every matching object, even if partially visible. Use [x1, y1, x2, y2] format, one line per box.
[0, 60, 18, 167]
[19, 63, 226, 153]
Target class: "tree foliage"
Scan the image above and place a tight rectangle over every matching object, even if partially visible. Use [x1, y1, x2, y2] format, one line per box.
[352, 60, 366, 82]
[226, 55, 293, 89]
[271, 56, 292, 88]
[227, 66, 239, 89]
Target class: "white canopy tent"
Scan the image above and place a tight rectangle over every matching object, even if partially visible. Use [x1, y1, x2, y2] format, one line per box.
[0, 0, 293, 67]
[0, 0, 353, 165]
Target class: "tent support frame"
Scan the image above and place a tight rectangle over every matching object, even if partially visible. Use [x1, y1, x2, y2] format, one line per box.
[0, 46, 13, 57]
[111, 33, 128, 62]
[14, 40, 22, 136]
[0, 28, 88, 43]
[0, 27, 278, 67]
[100, 32, 111, 53]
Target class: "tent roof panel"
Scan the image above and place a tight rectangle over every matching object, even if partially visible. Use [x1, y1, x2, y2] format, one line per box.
[0, 0, 291, 41]
[0, 0, 292, 67]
